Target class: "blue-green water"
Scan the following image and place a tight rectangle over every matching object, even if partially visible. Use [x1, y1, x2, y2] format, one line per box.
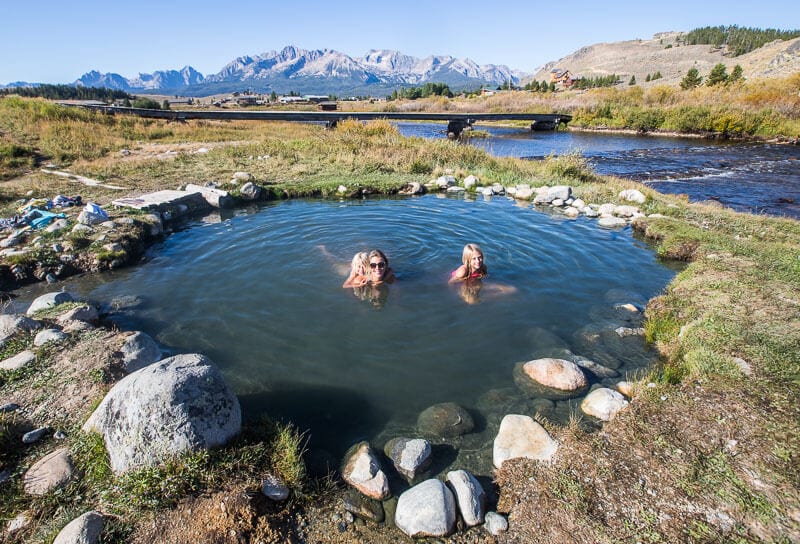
[19, 195, 676, 475]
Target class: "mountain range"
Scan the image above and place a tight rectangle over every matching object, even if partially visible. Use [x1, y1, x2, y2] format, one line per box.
[62, 45, 522, 96]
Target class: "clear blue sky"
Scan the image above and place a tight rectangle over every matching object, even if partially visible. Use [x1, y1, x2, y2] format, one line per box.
[2, 0, 797, 84]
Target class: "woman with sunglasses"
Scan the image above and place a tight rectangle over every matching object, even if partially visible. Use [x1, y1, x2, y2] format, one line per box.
[366, 249, 395, 285]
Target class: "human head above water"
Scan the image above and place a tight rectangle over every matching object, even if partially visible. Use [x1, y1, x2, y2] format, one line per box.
[351, 251, 369, 275]
[368, 249, 389, 279]
[462, 243, 486, 275]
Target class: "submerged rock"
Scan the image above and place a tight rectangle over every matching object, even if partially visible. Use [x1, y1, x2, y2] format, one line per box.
[417, 402, 474, 438]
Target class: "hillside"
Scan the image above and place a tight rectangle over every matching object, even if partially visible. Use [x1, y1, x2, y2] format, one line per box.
[530, 31, 800, 86]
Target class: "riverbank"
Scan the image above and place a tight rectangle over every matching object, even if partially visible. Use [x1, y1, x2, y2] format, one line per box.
[1, 98, 798, 542]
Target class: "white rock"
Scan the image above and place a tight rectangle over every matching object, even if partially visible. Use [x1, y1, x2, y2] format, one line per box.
[83, 353, 241, 473]
[52, 511, 104, 544]
[598, 216, 628, 228]
[551, 198, 564, 207]
[514, 186, 534, 200]
[491, 183, 505, 195]
[493, 414, 558, 468]
[485, 511, 508, 535]
[613, 205, 640, 218]
[232, 171, 253, 182]
[6, 512, 29, 534]
[395, 479, 456, 537]
[463, 175, 479, 189]
[619, 189, 646, 204]
[615, 327, 645, 337]
[447, 186, 465, 193]
[597, 203, 617, 216]
[581, 388, 629, 421]
[563, 206, 580, 218]
[0, 315, 42, 345]
[572, 198, 586, 209]
[57, 305, 99, 325]
[387, 438, 432, 480]
[446, 470, 485, 526]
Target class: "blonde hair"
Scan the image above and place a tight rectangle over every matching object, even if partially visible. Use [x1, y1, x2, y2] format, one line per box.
[350, 252, 369, 276]
[461, 243, 487, 276]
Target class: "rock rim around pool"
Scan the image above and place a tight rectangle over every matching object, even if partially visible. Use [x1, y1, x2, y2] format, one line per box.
[384, 437, 432, 482]
[581, 387, 630, 422]
[493, 414, 558, 468]
[416, 402, 475, 439]
[341, 441, 390, 500]
[513, 358, 589, 400]
[395, 478, 456, 538]
[82, 353, 241, 474]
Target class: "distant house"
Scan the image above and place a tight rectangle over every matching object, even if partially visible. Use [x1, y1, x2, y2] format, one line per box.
[236, 96, 259, 106]
[481, 89, 496, 97]
[317, 101, 337, 111]
[550, 69, 577, 87]
[303, 95, 330, 103]
[278, 96, 305, 104]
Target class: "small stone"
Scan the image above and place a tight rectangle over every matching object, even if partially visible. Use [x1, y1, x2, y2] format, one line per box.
[485, 511, 508, 535]
[0, 350, 36, 371]
[54, 430, 67, 440]
[34, 328, 68, 347]
[615, 327, 645, 337]
[261, 473, 290, 501]
[0, 403, 21, 413]
[23, 427, 50, 444]
[23, 447, 74, 495]
[6, 512, 29, 534]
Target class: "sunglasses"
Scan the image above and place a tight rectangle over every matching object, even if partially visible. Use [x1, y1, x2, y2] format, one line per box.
[369, 262, 386, 269]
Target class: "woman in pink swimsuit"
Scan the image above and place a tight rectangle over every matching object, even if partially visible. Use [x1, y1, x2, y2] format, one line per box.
[449, 243, 487, 283]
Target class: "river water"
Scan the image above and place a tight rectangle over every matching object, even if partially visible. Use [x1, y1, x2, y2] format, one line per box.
[396, 122, 800, 219]
[12, 122, 796, 478]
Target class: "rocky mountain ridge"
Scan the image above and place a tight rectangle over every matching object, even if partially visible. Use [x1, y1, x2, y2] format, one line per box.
[70, 45, 522, 96]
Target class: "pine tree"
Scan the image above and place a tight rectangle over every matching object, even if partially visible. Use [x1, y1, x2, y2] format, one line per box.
[707, 63, 729, 86]
[680, 68, 703, 90]
[629, 75, 637, 85]
[729, 65, 744, 83]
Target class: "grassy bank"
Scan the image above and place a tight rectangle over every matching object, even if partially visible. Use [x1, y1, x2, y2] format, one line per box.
[0, 96, 798, 542]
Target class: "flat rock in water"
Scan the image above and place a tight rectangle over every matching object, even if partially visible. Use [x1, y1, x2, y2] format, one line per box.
[514, 359, 588, 400]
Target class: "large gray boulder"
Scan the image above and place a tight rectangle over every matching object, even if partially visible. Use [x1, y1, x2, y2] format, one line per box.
[83, 353, 241, 473]
[395, 479, 456, 537]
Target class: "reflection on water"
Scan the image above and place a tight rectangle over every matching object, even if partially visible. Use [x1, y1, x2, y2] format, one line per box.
[14, 196, 676, 476]
[396, 122, 800, 219]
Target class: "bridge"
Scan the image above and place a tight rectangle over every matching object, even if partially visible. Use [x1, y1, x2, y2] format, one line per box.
[76, 105, 572, 138]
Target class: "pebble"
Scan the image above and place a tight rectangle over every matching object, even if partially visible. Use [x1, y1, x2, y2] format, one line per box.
[0, 403, 20, 413]
[22, 427, 49, 444]
[54, 430, 67, 440]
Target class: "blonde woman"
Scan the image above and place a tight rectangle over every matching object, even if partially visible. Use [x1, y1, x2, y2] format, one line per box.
[449, 243, 488, 283]
[343, 251, 369, 288]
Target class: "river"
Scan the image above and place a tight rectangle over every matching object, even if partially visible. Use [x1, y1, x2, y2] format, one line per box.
[395, 122, 800, 219]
